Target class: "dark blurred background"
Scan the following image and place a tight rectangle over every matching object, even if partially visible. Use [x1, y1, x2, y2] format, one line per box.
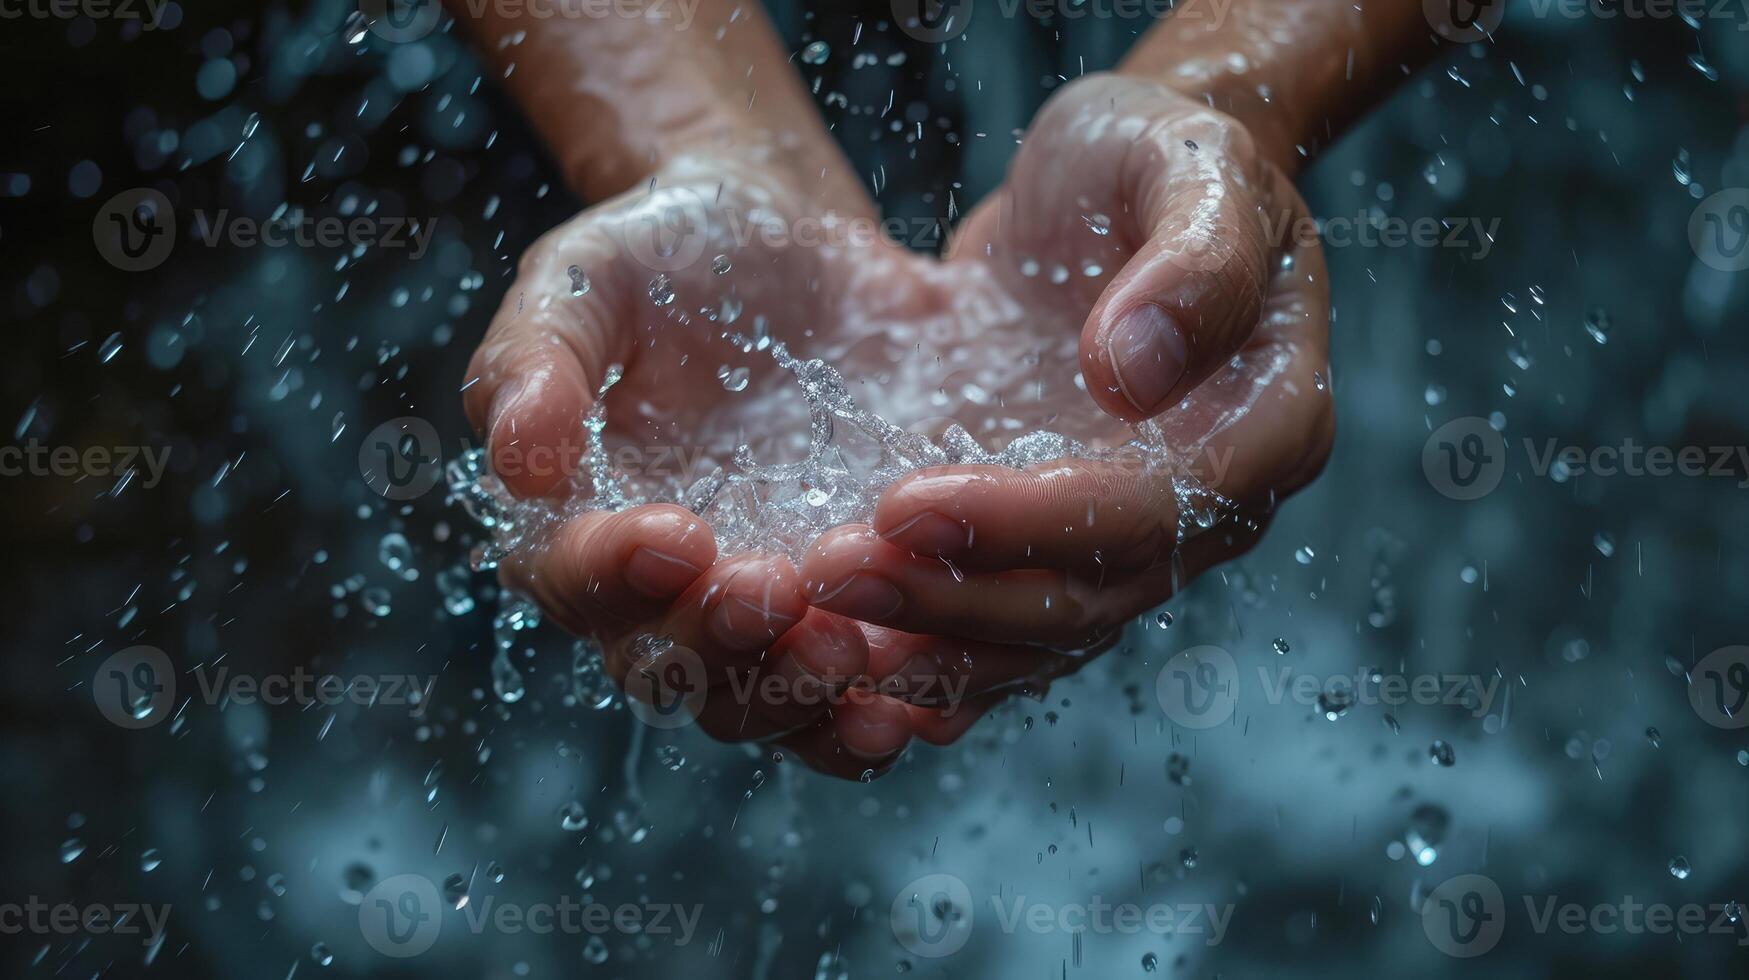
[3, 0, 1748, 976]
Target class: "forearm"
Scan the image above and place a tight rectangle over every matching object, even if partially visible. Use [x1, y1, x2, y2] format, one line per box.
[1121, 0, 1444, 175]
[450, 0, 869, 211]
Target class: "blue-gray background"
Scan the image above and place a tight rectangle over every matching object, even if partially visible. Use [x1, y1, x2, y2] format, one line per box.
[2, 0, 1747, 976]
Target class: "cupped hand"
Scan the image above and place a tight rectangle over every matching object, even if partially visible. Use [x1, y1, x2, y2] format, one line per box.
[796, 73, 1336, 748]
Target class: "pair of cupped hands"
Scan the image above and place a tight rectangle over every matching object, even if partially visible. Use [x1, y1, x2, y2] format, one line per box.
[462, 74, 1334, 779]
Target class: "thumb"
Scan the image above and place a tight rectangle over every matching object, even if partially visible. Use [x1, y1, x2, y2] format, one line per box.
[463, 219, 634, 498]
[1078, 110, 1288, 422]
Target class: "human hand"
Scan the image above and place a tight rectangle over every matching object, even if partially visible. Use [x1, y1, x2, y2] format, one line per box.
[795, 72, 1335, 745]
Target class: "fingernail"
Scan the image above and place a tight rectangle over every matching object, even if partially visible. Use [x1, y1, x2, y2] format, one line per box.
[813, 574, 904, 621]
[624, 547, 703, 599]
[1105, 303, 1188, 415]
[883, 511, 970, 558]
[487, 379, 530, 440]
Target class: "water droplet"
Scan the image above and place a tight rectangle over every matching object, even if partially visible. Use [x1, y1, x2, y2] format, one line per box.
[559, 801, 589, 832]
[1272, 638, 1290, 656]
[378, 532, 417, 581]
[583, 934, 611, 964]
[656, 745, 686, 771]
[1179, 847, 1198, 869]
[60, 838, 84, 864]
[99, 332, 124, 363]
[1318, 688, 1352, 720]
[487, 862, 506, 884]
[1294, 545, 1315, 565]
[711, 254, 732, 275]
[717, 365, 750, 392]
[567, 264, 590, 297]
[1584, 308, 1611, 345]
[443, 872, 469, 909]
[1687, 52, 1719, 81]
[800, 40, 830, 65]
[140, 848, 162, 872]
[1669, 856, 1691, 880]
[1594, 531, 1615, 558]
[1644, 726, 1661, 748]
[361, 587, 392, 617]
[1142, 951, 1159, 972]
[311, 942, 335, 967]
[1429, 740, 1456, 767]
[1155, 611, 1173, 629]
[1081, 213, 1111, 236]
[1405, 804, 1449, 866]
[648, 274, 675, 306]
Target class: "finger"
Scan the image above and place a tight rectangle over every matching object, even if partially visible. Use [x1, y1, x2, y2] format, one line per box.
[777, 695, 913, 780]
[907, 694, 1007, 747]
[498, 503, 715, 636]
[463, 218, 632, 497]
[862, 627, 1066, 708]
[1076, 100, 1283, 422]
[610, 552, 810, 681]
[802, 525, 1114, 648]
[718, 610, 873, 737]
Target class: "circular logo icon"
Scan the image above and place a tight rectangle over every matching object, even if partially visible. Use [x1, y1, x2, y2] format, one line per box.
[360, 873, 442, 957]
[1689, 189, 1749, 274]
[1422, 416, 1507, 501]
[1155, 645, 1238, 729]
[1689, 646, 1749, 729]
[618, 186, 711, 273]
[94, 645, 175, 729]
[890, 873, 974, 959]
[93, 189, 175, 272]
[359, 0, 441, 41]
[1423, 0, 1504, 43]
[622, 637, 707, 730]
[1421, 873, 1504, 958]
[892, 0, 973, 42]
[360, 417, 442, 500]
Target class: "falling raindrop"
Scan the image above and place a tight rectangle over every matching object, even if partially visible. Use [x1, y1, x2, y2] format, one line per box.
[559, 801, 589, 832]
[583, 935, 611, 964]
[711, 254, 732, 275]
[141, 848, 162, 872]
[800, 40, 830, 65]
[443, 873, 469, 909]
[1583, 308, 1611, 345]
[311, 942, 335, 967]
[717, 365, 751, 392]
[1429, 741, 1456, 767]
[656, 745, 686, 771]
[1272, 638, 1290, 656]
[648, 274, 675, 306]
[1155, 611, 1173, 629]
[1669, 856, 1691, 880]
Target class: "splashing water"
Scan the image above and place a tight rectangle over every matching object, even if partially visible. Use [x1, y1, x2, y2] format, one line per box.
[448, 335, 1236, 584]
